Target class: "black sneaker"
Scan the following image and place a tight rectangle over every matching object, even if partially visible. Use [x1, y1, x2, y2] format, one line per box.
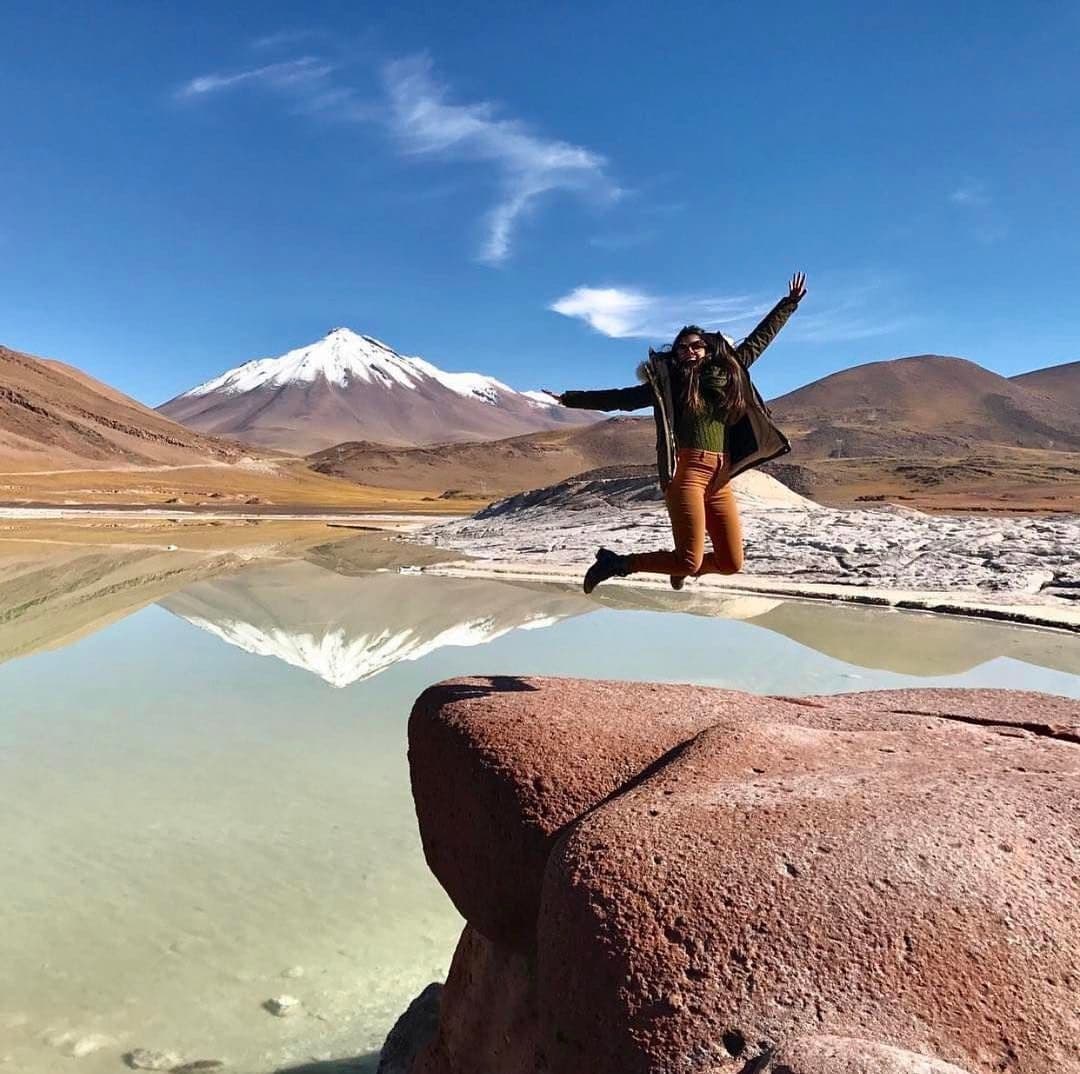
[583, 547, 630, 594]
[669, 575, 686, 591]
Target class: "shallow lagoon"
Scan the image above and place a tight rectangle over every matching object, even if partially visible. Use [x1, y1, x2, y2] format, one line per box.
[1, 545, 1077, 1073]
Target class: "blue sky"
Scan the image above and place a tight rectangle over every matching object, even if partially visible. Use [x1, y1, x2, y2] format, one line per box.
[2, 1, 1078, 407]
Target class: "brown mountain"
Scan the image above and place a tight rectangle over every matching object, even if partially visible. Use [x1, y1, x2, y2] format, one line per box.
[768, 354, 1080, 457]
[0, 344, 248, 469]
[1010, 360, 1080, 410]
[763, 355, 1080, 511]
[307, 416, 656, 498]
[158, 328, 603, 454]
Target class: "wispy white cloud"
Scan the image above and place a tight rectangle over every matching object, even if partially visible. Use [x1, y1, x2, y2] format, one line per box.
[549, 286, 766, 341]
[380, 56, 618, 264]
[552, 279, 911, 344]
[175, 57, 334, 100]
[174, 50, 617, 264]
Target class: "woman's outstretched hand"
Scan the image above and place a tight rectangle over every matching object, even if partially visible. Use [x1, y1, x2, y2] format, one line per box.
[788, 272, 808, 303]
[540, 389, 565, 405]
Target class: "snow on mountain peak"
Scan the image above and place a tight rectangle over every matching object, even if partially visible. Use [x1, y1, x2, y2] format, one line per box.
[180, 326, 525, 406]
[521, 389, 560, 409]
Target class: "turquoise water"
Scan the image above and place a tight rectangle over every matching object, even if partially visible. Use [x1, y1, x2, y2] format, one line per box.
[1, 552, 1077, 1074]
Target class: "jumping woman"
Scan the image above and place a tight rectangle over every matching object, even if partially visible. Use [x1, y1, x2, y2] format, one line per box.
[544, 272, 806, 594]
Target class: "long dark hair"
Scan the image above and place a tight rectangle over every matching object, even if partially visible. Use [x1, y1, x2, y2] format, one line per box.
[665, 325, 747, 419]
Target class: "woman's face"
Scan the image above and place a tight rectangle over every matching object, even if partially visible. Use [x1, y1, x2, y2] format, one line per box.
[674, 334, 707, 364]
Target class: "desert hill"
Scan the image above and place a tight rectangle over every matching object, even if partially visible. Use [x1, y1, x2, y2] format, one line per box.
[0, 344, 246, 469]
[763, 355, 1080, 511]
[308, 416, 655, 498]
[1010, 359, 1080, 411]
[769, 354, 1080, 457]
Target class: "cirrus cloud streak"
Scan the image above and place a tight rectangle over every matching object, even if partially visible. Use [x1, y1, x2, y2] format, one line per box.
[378, 56, 618, 263]
[174, 51, 618, 264]
[175, 57, 334, 99]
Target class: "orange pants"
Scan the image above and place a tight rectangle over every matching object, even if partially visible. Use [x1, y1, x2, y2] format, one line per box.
[628, 449, 744, 577]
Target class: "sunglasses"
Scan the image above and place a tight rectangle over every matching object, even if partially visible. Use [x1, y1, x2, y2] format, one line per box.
[676, 341, 708, 353]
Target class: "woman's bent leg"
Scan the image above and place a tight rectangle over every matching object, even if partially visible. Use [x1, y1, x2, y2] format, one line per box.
[696, 476, 744, 575]
[627, 452, 712, 576]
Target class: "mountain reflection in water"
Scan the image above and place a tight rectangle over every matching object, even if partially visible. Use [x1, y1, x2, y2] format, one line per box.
[594, 586, 1080, 678]
[0, 538, 1076, 683]
[159, 565, 595, 687]
[163, 565, 1080, 684]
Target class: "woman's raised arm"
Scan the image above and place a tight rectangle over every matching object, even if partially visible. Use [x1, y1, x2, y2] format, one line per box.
[735, 272, 807, 368]
[542, 384, 653, 412]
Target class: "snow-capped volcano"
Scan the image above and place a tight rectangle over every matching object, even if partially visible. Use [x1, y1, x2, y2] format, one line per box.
[182, 329, 508, 400]
[159, 328, 604, 454]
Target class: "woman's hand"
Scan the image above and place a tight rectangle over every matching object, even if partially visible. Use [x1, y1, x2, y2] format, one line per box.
[788, 271, 808, 303]
[540, 389, 565, 405]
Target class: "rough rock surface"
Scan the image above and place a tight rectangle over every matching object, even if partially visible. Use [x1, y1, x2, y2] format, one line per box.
[405, 676, 1080, 1074]
[377, 983, 443, 1074]
[415, 471, 1080, 604]
[758, 1036, 975, 1073]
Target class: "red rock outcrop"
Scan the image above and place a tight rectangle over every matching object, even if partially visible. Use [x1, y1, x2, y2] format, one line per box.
[406, 678, 1080, 1073]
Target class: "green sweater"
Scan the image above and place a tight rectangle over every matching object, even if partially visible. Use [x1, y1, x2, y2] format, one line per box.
[672, 361, 730, 452]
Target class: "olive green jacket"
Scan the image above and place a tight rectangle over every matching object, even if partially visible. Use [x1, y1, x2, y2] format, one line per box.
[561, 296, 799, 489]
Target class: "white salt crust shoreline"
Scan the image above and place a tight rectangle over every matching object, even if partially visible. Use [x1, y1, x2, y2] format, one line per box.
[416, 558, 1080, 634]
[408, 470, 1080, 634]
